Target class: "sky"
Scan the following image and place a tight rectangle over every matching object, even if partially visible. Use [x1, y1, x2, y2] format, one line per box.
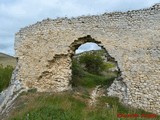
[0, 0, 160, 56]
[75, 42, 101, 54]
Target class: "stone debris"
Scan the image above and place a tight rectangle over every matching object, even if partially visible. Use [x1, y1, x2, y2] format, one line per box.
[89, 85, 105, 106]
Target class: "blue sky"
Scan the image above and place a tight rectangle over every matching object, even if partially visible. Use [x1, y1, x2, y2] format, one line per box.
[0, 0, 160, 55]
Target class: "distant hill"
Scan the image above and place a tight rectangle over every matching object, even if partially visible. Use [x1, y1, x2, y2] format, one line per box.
[0, 53, 16, 67]
[74, 49, 105, 59]
[74, 49, 115, 62]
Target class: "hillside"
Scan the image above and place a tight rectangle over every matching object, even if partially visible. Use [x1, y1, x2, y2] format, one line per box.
[5, 91, 157, 120]
[74, 49, 114, 62]
[0, 53, 16, 67]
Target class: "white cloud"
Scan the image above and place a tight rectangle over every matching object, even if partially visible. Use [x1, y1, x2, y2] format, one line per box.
[0, 36, 14, 55]
[0, 0, 160, 55]
[76, 43, 101, 54]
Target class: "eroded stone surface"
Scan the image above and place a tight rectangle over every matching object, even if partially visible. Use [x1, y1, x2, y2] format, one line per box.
[0, 4, 160, 115]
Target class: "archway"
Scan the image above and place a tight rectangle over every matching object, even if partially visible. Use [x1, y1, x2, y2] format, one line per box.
[69, 35, 126, 105]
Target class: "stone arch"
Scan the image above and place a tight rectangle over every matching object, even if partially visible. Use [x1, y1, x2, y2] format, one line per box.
[69, 35, 115, 62]
[69, 35, 128, 102]
[0, 4, 160, 115]
[69, 35, 101, 55]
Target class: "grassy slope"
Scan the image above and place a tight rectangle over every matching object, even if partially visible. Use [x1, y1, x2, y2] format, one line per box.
[72, 71, 117, 88]
[7, 92, 159, 120]
[0, 53, 16, 67]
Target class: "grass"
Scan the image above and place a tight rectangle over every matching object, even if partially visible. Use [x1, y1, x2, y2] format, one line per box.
[104, 62, 116, 70]
[0, 53, 16, 92]
[8, 92, 159, 120]
[72, 71, 117, 88]
[9, 93, 86, 120]
[0, 53, 16, 67]
[0, 65, 14, 92]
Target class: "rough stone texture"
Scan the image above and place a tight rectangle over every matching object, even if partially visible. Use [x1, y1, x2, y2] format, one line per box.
[89, 85, 105, 106]
[0, 65, 26, 117]
[107, 78, 128, 104]
[1, 4, 160, 115]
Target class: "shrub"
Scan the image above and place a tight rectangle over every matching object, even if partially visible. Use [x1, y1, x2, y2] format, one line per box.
[71, 59, 84, 78]
[79, 53, 105, 75]
[0, 64, 14, 92]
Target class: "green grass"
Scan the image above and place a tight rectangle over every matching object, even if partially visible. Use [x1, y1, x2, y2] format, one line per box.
[9, 93, 86, 120]
[0, 53, 16, 67]
[0, 53, 16, 92]
[8, 92, 160, 120]
[0, 65, 14, 92]
[72, 71, 117, 88]
[104, 62, 116, 70]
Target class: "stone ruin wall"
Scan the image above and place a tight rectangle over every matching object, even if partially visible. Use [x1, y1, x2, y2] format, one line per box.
[12, 4, 160, 114]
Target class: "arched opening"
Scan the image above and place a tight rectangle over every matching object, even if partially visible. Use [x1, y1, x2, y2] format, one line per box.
[70, 35, 124, 106]
[71, 42, 120, 87]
